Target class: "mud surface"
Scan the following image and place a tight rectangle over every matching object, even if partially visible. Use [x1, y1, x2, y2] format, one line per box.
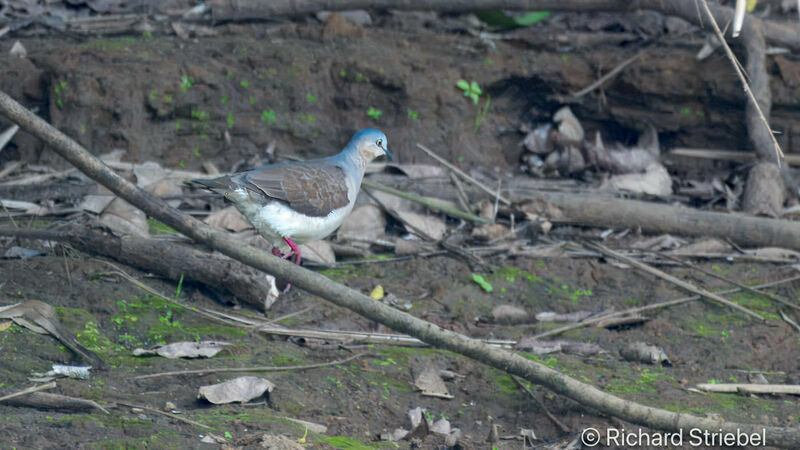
[1, 11, 800, 450]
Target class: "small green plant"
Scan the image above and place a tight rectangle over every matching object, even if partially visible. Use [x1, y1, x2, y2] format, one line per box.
[474, 94, 491, 131]
[249, 97, 256, 105]
[193, 147, 201, 157]
[299, 114, 315, 123]
[174, 274, 184, 300]
[180, 75, 194, 93]
[142, 29, 152, 39]
[261, 109, 276, 124]
[164, 94, 173, 103]
[240, 80, 249, 88]
[407, 108, 419, 120]
[150, 91, 158, 100]
[191, 109, 208, 121]
[305, 93, 317, 102]
[226, 112, 235, 129]
[226, 71, 234, 80]
[367, 107, 383, 121]
[220, 94, 228, 105]
[472, 274, 493, 293]
[54, 80, 67, 109]
[457, 80, 482, 104]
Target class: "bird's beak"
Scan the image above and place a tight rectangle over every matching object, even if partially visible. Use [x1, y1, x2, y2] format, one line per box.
[383, 147, 393, 161]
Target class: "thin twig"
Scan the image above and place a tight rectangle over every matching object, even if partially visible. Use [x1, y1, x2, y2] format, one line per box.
[362, 179, 485, 223]
[698, 0, 784, 164]
[0, 381, 57, 402]
[415, 143, 511, 205]
[134, 352, 369, 380]
[115, 401, 211, 429]
[654, 251, 800, 311]
[511, 375, 571, 433]
[586, 241, 764, 321]
[571, 45, 652, 98]
[449, 172, 473, 214]
[533, 275, 800, 340]
[95, 260, 247, 328]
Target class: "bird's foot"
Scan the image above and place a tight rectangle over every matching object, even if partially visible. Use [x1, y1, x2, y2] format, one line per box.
[283, 237, 302, 265]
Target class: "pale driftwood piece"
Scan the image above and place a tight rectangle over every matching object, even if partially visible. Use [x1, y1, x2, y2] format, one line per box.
[669, 148, 800, 166]
[134, 352, 368, 380]
[4, 92, 800, 446]
[536, 192, 800, 251]
[586, 241, 765, 321]
[3, 392, 111, 414]
[0, 225, 273, 311]
[0, 382, 56, 403]
[256, 325, 516, 348]
[695, 384, 800, 395]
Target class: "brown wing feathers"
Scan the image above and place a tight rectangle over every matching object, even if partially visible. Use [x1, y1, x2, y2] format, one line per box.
[244, 163, 350, 217]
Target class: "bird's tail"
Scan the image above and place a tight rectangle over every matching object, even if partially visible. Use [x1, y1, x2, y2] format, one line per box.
[185, 176, 233, 194]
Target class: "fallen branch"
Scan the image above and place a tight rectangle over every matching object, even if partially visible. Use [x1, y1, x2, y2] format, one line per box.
[135, 352, 368, 380]
[585, 241, 765, 321]
[0, 381, 57, 403]
[3, 91, 800, 445]
[669, 148, 800, 166]
[362, 180, 486, 223]
[415, 143, 511, 205]
[1, 392, 111, 414]
[695, 384, 800, 395]
[0, 224, 274, 310]
[654, 251, 800, 311]
[207, 0, 800, 51]
[533, 275, 800, 340]
[534, 191, 800, 251]
[114, 401, 211, 429]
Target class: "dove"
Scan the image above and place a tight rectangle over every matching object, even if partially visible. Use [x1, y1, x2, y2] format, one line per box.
[192, 128, 391, 266]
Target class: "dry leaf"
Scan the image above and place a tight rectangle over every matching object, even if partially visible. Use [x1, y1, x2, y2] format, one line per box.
[100, 198, 149, 237]
[198, 376, 274, 404]
[337, 204, 386, 241]
[299, 240, 336, 266]
[395, 210, 446, 241]
[0, 300, 103, 367]
[204, 206, 252, 232]
[608, 163, 672, 196]
[133, 341, 230, 359]
[413, 365, 453, 399]
[491, 305, 529, 324]
[619, 342, 671, 365]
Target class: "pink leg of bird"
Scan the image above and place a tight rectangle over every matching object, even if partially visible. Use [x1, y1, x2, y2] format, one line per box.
[283, 237, 302, 265]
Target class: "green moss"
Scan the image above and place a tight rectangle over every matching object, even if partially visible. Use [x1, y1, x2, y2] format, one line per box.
[317, 436, 393, 449]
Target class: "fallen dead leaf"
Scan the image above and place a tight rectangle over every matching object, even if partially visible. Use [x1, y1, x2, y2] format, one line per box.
[133, 341, 231, 359]
[298, 240, 336, 266]
[198, 376, 274, 404]
[413, 365, 453, 399]
[619, 342, 671, 365]
[101, 198, 149, 237]
[337, 204, 386, 241]
[607, 163, 672, 196]
[204, 206, 252, 232]
[395, 210, 446, 241]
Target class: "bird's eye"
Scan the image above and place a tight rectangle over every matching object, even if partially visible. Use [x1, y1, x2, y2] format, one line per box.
[376, 138, 383, 147]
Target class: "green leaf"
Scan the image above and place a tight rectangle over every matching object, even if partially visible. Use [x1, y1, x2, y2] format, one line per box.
[472, 274, 493, 293]
[514, 11, 551, 26]
[456, 80, 470, 91]
[470, 81, 481, 95]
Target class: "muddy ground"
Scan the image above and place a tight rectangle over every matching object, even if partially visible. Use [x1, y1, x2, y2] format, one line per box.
[1, 8, 800, 450]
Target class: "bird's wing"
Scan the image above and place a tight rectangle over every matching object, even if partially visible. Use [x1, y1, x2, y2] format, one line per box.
[243, 161, 351, 217]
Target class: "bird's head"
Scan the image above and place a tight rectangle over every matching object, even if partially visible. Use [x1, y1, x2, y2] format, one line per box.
[350, 128, 392, 162]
